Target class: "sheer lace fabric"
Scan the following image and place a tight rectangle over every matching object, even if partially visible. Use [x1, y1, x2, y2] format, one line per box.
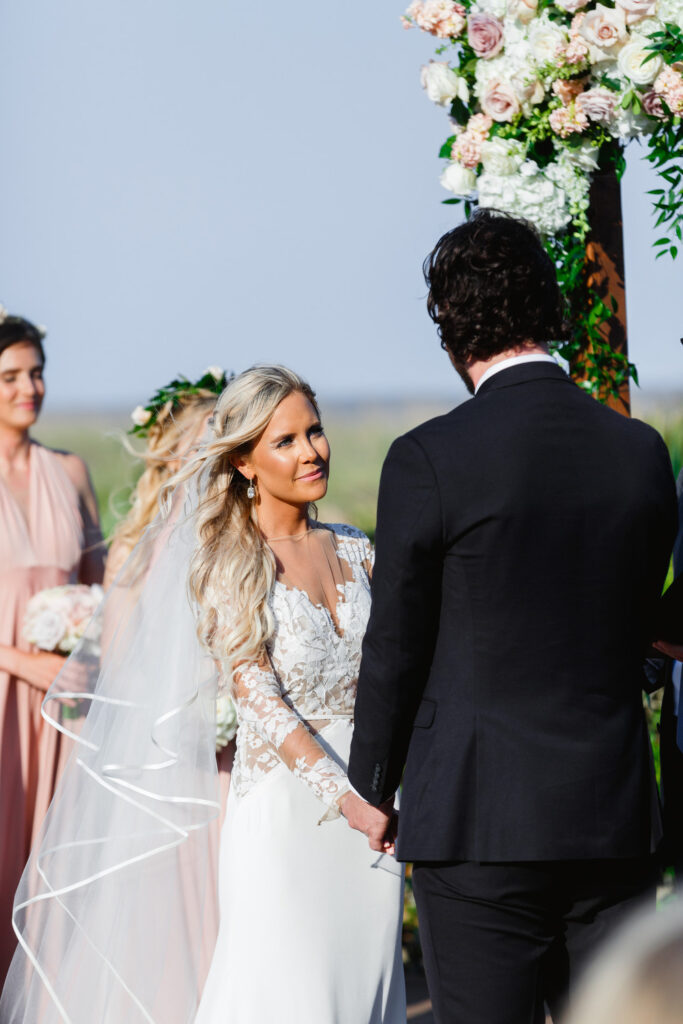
[231, 523, 373, 818]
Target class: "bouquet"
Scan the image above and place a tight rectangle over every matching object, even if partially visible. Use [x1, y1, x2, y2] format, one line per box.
[216, 692, 238, 751]
[404, 0, 683, 399]
[23, 584, 104, 655]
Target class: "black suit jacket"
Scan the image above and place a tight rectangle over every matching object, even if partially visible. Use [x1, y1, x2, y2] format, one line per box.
[349, 362, 677, 862]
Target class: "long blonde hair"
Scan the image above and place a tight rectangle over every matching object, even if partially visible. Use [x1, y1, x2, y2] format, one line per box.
[109, 392, 217, 569]
[168, 365, 319, 680]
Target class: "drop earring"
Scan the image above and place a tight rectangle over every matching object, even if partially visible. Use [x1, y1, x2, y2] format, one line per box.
[247, 481, 256, 500]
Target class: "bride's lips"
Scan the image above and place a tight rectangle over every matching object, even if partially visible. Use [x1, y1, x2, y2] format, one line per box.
[296, 468, 326, 482]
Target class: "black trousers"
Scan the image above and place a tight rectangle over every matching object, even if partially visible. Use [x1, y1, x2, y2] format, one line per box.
[412, 857, 657, 1024]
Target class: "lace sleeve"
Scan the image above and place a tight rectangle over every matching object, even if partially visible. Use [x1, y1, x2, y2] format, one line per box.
[233, 659, 350, 820]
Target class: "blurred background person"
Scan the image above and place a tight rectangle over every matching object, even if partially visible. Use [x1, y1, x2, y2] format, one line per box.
[104, 367, 234, 989]
[105, 371, 225, 586]
[565, 903, 683, 1024]
[0, 306, 104, 983]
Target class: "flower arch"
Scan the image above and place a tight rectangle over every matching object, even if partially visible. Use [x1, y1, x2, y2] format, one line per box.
[405, 0, 683, 402]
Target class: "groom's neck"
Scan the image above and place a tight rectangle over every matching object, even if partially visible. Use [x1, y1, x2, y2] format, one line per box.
[459, 341, 550, 393]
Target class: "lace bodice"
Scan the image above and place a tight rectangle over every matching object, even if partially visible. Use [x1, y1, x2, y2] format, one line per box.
[230, 523, 373, 819]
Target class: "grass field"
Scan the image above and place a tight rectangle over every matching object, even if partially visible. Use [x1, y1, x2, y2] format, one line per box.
[33, 400, 454, 540]
[34, 396, 683, 542]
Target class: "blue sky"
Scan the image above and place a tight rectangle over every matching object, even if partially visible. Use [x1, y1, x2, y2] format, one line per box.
[0, 0, 680, 411]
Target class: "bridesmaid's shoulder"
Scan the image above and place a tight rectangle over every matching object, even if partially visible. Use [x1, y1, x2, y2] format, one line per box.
[35, 443, 93, 497]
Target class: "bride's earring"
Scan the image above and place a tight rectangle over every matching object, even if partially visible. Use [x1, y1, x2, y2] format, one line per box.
[247, 480, 256, 500]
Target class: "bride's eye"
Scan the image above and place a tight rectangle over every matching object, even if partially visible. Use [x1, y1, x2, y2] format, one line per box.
[310, 424, 324, 438]
[276, 435, 294, 448]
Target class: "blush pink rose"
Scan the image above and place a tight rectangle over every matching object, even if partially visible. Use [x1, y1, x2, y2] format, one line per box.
[480, 77, 521, 122]
[467, 12, 505, 59]
[452, 131, 484, 168]
[576, 86, 617, 122]
[642, 90, 666, 118]
[579, 5, 627, 50]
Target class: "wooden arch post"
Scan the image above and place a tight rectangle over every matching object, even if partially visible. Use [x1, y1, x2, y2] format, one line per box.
[574, 171, 631, 417]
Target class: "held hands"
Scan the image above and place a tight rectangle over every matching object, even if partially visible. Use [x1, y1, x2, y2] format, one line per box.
[653, 640, 683, 661]
[339, 791, 398, 855]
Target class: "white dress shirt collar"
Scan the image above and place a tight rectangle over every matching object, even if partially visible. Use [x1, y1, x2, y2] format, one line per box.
[474, 354, 558, 395]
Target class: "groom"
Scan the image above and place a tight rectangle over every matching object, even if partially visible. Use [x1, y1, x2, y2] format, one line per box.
[346, 211, 678, 1023]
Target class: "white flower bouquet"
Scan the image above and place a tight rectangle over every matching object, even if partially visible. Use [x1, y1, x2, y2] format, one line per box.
[404, 0, 683, 399]
[23, 584, 104, 655]
[216, 693, 238, 751]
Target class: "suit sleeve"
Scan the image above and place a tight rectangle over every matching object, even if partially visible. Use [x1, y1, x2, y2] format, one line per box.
[348, 433, 443, 805]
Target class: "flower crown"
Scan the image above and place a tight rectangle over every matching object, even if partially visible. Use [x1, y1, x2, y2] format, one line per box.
[0, 303, 47, 337]
[129, 366, 233, 437]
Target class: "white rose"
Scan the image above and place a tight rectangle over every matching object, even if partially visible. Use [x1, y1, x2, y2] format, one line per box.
[528, 17, 568, 64]
[511, 68, 545, 104]
[205, 365, 224, 381]
[580, 4, 627, 51]
[562, 141, 600, 170]
[508, 0, 538, 22]
[420, 61, 469, 106]
[615, 0, 657, 23]
[440, 161, 478, 195]
[130, 405, 153, 427]
[480, 136, 526, 175]
[27, 609, 68, 651]
[617, 36, 662, 83]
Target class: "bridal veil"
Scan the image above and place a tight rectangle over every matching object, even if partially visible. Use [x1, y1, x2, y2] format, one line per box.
[0, 486, 220, 1023]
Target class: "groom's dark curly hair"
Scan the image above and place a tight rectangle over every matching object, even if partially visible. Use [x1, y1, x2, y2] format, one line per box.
[423, 209, 569, 364]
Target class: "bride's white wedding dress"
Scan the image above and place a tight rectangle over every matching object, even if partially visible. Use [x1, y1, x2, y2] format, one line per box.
[195, 522, 406, 1023]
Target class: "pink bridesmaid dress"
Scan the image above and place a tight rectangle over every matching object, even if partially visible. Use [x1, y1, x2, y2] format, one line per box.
[0, 442, 85, 983]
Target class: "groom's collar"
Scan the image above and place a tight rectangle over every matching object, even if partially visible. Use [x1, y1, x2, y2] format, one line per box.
[474, 354, 558, 394]
[475, 356, 570, 397]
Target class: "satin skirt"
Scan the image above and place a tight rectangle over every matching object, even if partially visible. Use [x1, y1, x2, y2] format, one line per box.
[195, 720, 406, 1023]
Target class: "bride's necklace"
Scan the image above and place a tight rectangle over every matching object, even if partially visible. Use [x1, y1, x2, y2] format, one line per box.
[265, 521, 316, 543]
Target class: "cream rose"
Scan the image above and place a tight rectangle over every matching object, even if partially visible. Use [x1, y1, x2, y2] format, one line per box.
[615, 0, 657, 23]
[467, 12, 505, 58]
[508, 0, 538, 23]
[554, 0, 589, 12]
[131, 405, 153, 427]
[575, 86, 617, 122]
[480, 77, 522, 121]
[420, 61, 469, 105]
[617, 37, 662, 84]
[528, 19, 568, 63]
[206, 365, 224, 380]
[579, 4, 627, 51]
[511, 69, 545, 105]
[440, 162, 477, 195]
[480, 137, 525, 175]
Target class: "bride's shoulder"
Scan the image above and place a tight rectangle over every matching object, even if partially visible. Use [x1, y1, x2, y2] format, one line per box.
[320, 522, 373, 560]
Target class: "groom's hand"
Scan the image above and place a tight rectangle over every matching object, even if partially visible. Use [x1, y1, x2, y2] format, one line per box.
[339, 792, 397, 853]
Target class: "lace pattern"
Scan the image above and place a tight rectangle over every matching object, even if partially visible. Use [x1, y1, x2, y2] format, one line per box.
[231, 524, 373, 818]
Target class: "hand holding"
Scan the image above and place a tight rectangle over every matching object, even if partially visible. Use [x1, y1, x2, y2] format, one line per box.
[339, 791, 397, 853]
[653, 640, 683, 661]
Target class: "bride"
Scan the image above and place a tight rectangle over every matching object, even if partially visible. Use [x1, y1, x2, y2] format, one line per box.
[1, 365, 406, 1024]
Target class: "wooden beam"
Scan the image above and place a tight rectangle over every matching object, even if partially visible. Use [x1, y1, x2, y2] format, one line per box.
[577, 171, 631, 417]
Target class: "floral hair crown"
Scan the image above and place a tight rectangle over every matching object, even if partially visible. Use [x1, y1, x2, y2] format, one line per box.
[0, 303, 47, 337]
[129, 366, 233, 437]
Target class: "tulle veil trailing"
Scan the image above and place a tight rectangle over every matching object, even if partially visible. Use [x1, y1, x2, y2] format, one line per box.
[0, 484, 221, 1023]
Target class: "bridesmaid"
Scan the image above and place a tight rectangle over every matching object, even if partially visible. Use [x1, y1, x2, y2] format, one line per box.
[0, 308, 105, 983]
